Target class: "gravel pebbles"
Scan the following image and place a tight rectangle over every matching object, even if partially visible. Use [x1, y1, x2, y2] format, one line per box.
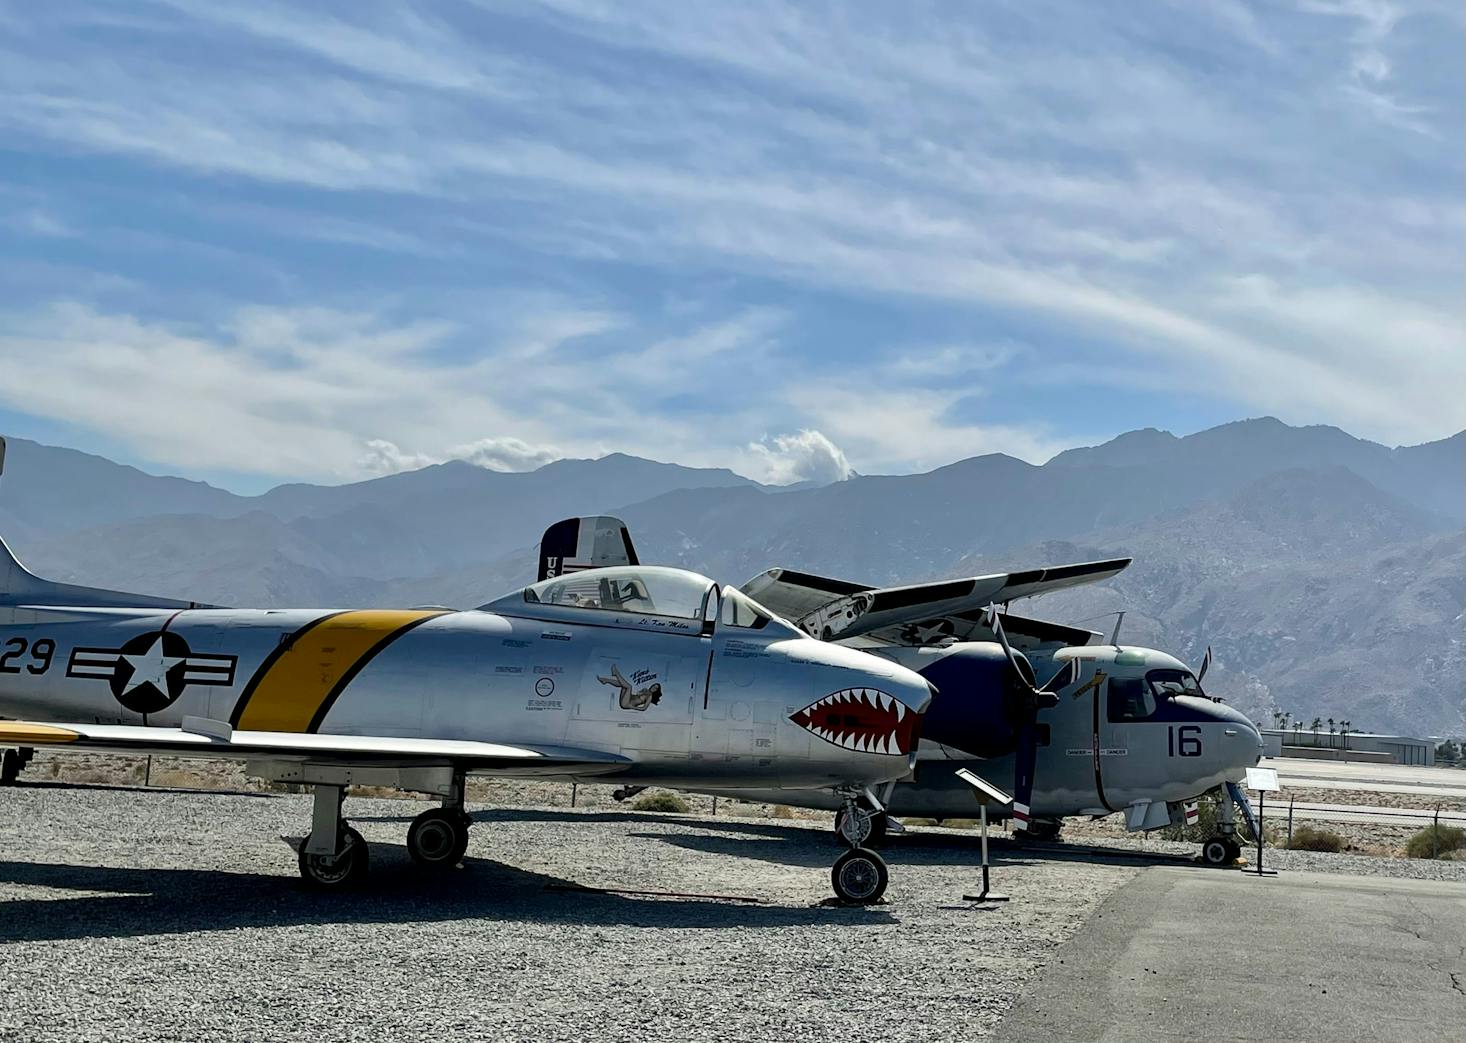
[0, 785, 1140, 1043]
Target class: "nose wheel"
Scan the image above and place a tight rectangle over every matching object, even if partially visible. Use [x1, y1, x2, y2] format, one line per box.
[831, 847, 889, 904]
[1201, 835, 1241, 866]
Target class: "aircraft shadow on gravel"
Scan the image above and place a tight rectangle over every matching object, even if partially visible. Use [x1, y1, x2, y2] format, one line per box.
[618, 819, 1198, 871]
[0, 846, 897, 943]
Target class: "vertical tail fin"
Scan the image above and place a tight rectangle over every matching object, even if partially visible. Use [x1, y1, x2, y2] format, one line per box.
[537, 516, 639, 582]
[0, 435, 204, 611]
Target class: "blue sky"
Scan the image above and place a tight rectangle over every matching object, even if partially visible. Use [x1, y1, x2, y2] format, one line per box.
[0, 1, 1461, 492]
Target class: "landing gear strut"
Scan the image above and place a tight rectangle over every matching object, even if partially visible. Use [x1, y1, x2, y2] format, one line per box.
[0, 746, 34, 786]
[833, 804, 888, 848]
[298, 785, 369, 888]
[830, 792, 888, 904]
[406, 774, 471, 868]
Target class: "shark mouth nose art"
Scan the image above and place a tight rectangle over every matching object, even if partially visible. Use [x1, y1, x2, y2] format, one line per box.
[790, 688, 918, 756]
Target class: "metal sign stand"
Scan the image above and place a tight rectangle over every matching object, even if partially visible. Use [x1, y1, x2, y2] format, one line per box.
[1245, 766, 1280, 877]
[956, 768, 1013, 903]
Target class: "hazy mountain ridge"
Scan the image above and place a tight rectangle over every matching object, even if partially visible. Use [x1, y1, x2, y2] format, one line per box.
[2, 419, 1461, 733]
[953, 468, 1465, 734]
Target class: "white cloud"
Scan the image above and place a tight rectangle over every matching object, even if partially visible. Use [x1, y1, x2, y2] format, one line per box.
[0, 0, 1459, 469]
[743, 430, 853, 486]
[449, 436, 564, 473]
[358, 439, 436, 476]
[784, 385, 1072, 473]
[359, 435, 565, 476]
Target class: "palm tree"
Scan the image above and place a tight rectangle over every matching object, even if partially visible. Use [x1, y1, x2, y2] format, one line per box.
[1340, 720, 1351, 751]
[1311, 717, 1322, 745]
[1328, 717, 1336, 747]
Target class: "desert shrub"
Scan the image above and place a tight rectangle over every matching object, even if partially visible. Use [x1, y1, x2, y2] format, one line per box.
[632, 790, 689, 813]
[1405, 824, 1466, 860]
[1287, 826, 1344, 852]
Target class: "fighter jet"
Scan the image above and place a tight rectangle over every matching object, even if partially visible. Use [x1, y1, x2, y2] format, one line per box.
[544, 517, 1265, 866]
[0, 441, 931, 903]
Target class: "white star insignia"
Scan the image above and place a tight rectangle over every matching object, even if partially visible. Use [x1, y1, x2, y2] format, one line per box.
[120, 635, 182, 697]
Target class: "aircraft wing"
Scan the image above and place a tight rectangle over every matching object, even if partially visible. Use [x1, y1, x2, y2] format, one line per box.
[742, 558, 1131, 642]
[0, 720, 632, 778]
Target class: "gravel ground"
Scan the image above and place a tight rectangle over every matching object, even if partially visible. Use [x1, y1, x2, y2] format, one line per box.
[0, 784, 1144, 1043]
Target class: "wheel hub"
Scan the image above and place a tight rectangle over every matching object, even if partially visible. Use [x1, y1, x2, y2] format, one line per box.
[838, 857, 879, 899]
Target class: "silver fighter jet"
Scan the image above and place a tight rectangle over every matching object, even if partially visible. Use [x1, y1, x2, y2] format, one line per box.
[0, 441, 931, 903]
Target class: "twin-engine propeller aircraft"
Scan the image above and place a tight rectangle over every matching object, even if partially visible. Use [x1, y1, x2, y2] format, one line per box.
[547, 517, 1265, 866]
[0, 441, 932, 903]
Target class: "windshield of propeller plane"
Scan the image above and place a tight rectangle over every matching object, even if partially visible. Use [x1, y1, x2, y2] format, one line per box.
[1146, 669, 1207, 700]
[503, 565, 717, 620]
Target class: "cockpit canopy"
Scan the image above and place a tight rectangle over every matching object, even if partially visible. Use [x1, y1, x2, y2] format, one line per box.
[1108, 667, 1209, 722]
[481, 565, 781, 630]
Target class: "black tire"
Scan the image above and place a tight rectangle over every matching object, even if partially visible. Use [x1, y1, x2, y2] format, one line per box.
[1201, 836, 1233, 867]
[833, 807, 887, 848]
[299, 826, 369, 887]
[831, 847, 889, 905]
[408, 808, 469, 868]
[1027, 818, 1063, 842]
[0, 750, 18, 786]
[1224, 837, 1242, 863]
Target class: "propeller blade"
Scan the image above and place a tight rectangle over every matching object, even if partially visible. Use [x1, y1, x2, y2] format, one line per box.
[988, 604, 1044, 829]
[1012, 714, 1038, 832]
[1039, 657, 1079, 694]
[1196, 645, 1213, 684]
[985, 605, 1034, 689]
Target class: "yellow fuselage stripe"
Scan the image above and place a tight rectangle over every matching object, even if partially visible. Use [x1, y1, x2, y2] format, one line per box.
[234, 610, 444, 732]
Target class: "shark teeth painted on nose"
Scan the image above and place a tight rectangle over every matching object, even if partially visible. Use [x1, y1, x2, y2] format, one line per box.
[789, 688, 919, 756]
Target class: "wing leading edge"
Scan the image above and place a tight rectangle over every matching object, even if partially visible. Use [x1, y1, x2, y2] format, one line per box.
[0, 719, 631, 777]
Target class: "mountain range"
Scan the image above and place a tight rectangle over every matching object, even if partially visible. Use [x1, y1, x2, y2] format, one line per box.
[2, 418, 1462, 736]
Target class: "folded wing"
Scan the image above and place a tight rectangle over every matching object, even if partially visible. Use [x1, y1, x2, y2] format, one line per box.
[742, 558, 1131, 642]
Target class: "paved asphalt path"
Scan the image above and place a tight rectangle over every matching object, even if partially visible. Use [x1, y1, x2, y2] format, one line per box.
[1268, 757, 1466, 799]
[995, 866, 1465, 1043]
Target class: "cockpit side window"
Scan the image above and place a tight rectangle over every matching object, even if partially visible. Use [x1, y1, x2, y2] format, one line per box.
[1146, 669, 1204, 700]
[1107, 676, 1156, 721]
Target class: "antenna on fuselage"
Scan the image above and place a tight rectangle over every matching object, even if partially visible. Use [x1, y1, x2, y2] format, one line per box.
[1109, 611, 1125, 648]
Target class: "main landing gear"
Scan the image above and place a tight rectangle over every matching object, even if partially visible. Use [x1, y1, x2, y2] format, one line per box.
[1200, 786, 1243, 867]
[297, 774, 472, 888]
[830, 792, 889, 905]
[0, 746, 34, 786]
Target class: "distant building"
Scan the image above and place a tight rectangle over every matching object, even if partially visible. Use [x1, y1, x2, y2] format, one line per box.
[1260, 728, 1435, 766]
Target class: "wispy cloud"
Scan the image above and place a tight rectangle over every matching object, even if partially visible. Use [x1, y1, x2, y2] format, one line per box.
[0, 0, 1459, 485]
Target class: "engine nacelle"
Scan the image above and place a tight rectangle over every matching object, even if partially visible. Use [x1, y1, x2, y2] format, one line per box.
[878, 642, 1032, 759]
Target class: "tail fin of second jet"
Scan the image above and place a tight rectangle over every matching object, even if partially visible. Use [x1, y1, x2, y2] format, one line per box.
[537, 516, 639, 582]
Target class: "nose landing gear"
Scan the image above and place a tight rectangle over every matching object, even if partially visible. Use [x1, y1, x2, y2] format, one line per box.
[830, 792, 889, 904]
[1199, 785, 1247, 866]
